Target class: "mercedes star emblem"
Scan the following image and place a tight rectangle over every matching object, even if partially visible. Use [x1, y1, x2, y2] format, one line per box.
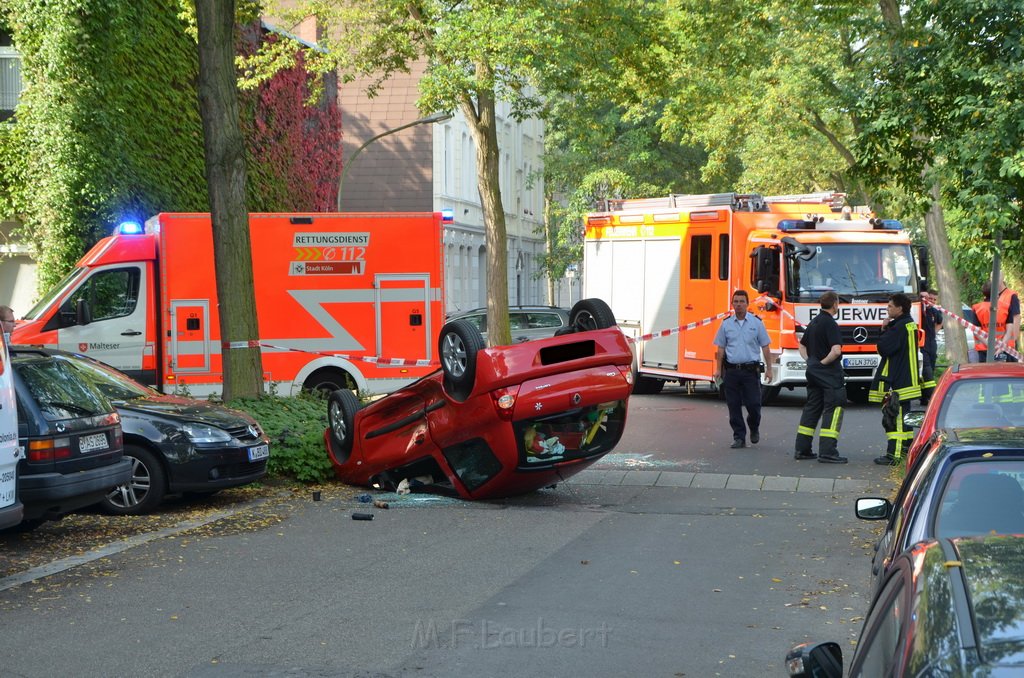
[852, 326, 869, 343]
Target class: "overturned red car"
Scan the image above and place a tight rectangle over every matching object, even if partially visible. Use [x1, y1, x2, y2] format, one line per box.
[323, 299, 634, 499]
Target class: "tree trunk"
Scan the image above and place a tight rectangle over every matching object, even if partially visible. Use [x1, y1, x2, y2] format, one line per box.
[195, 1, 264, 399]
[544, 196, 555, 305]
[923, 180, 969, 365]
[460, 65, 511, 347]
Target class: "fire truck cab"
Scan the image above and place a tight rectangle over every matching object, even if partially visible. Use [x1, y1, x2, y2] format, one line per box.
[584, 192, 927, 403]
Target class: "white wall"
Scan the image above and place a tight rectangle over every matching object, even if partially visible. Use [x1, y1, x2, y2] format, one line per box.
[434, 104, 549, 314]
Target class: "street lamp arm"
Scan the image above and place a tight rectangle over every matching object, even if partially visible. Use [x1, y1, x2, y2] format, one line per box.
[336, 111, 453, 211]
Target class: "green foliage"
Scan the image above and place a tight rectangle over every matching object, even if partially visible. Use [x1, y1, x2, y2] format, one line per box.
[2, 0, 209, 291]
[0, 1, 342, 296]
[228, 393, 333, 483]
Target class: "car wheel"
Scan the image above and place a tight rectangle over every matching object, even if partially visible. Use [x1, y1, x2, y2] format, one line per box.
[328, 389, 361, 463]
[439, 319, 485, 401]
[101, 445, 166, 515]
[568, 298, 616, 332]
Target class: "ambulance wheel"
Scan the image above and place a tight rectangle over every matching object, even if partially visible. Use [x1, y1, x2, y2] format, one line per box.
[569, 298, 616, 332]
[439, 319, 484, 401]
[328, 389, 361, 463]
[304, 368, 353, 397]
[101, 445, 166, 515]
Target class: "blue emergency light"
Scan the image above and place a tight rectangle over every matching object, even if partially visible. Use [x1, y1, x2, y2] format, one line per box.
[117, 220, 144, 235]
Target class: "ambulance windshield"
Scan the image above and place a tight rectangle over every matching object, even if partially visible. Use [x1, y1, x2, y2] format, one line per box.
[786, 243, 918, 302]
[24, 267, 88, 320]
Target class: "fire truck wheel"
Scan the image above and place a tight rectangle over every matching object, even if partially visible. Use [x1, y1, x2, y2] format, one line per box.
[100, 445, 167, 515]
[846, 383, 870, 404]
[328, 389, 361, 462]
[439, 319, 484, 401]
[760, 385, 781, 405]
[569, 298, 617, 332]
[633, 376, 665, 395]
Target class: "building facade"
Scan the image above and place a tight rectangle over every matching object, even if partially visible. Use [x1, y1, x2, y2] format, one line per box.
[336, 61, 550, 315]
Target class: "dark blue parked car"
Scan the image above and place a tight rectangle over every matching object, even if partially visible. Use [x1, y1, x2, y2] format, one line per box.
[787, 534, 1024, 677]
[855, 427, 1024, 595]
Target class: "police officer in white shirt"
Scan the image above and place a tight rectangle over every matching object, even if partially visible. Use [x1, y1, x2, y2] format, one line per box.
[713, 290, 773, 448]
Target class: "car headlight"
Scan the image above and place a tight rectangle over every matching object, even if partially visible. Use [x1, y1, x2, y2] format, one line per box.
[181, 422, 232, 444]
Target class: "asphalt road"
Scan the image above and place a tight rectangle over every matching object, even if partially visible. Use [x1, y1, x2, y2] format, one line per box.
[0, 385, 898, 677]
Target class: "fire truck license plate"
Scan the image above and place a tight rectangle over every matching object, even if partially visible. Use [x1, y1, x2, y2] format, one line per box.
[79, 433, 108, 453]
[248, 444, 269, 462]
[843, 356, 879, 368]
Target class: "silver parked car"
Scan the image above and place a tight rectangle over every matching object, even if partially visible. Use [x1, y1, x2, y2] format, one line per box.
[446, 305, 570, 343]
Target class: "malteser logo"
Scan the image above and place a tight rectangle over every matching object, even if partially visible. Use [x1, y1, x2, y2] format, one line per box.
[78, 342, 120, 352]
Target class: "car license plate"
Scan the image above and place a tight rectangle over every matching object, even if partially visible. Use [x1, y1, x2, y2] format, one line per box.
[248, 443, 269, 462]
[79, 433, 109, 453]
[843, 356, 879, 368]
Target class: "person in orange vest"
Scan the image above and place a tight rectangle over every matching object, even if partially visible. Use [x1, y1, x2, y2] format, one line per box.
[973, 280, 1021, 362]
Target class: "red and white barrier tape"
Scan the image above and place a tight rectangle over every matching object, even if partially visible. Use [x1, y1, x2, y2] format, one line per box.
[627, 310, 734, 344]
[926, 302, 1022, 361]
[258, 342, 435, 367]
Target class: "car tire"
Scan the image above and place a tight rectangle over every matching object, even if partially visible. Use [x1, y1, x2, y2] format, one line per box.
[568, 298, 617, 332]
[101, 445, 166, 515]
[328, 389, 361, 463]
[439, 319, 485, 401]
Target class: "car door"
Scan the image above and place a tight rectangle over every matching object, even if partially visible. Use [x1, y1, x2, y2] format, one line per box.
[849, 561, 911, 677]
[0, 332, 21, 528]
[50, 264, 148, 376]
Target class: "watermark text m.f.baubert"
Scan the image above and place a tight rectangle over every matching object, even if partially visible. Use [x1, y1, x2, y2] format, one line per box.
[411, 618, 612, 650]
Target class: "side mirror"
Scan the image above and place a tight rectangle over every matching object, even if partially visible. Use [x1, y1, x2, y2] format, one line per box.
[76, 298, 92, 326]
[855, 497, 891, 520]
[903, 410, 926, 429]
[785, 641, 843, 678]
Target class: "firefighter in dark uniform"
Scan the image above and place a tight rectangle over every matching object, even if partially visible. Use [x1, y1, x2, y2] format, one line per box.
[870, 292, 921, 465]
[919, 289, 942, 405]
[795, 291, 847, 463]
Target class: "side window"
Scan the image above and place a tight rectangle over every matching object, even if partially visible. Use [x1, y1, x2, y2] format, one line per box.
[463, 313, 485, 332]
[510, 313, 529, 330]
[718, 234, 729, 280]
[59, 267, 141, 327]
[852, 569, 907, 677]
[527, 313, 563, 329]
[689, 234, 712, 280]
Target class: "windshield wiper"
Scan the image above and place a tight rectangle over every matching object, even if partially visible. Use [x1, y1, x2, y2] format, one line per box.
[40, 401, 99, 416]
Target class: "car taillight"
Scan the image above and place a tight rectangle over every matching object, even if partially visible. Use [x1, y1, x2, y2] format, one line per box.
[112, 426, 123, 450]
[618, 366, 634, 385]
[27, 437, 72, 462]
[491, 387, 519, 421]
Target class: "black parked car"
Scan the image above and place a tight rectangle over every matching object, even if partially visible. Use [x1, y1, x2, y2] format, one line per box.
[10, 347, 130, 527]
[787, 534, 1024, 677]
[855, 427, 1024, 595]
[55, 350, 270, 514]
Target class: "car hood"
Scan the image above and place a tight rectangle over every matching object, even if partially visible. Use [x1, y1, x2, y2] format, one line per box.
[113, 394, 254, 427]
